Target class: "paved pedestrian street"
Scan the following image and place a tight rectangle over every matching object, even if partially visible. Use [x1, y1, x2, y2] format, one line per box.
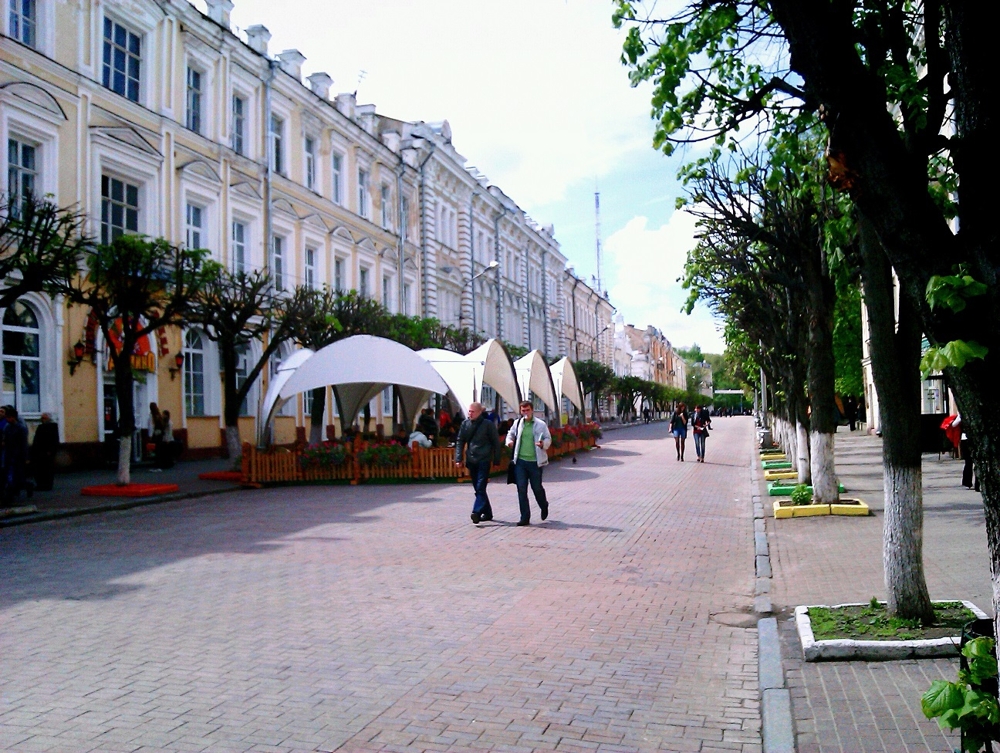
[1, 419, 760, 753]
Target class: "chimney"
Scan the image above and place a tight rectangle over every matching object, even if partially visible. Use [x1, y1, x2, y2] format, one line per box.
[205, 0, 233, 27]
[276, 49, 306, 81]
[335, 92, 356, 119]
[245, 24, 270, 55]
[382, 131, 400, 152]
[306, 72, 333, 100]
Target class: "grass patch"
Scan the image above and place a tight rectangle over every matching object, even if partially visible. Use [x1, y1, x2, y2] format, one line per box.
[809, 599, 977, 641]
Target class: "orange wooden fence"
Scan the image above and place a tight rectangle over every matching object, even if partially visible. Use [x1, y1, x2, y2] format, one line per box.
[240, 429, 599, 486]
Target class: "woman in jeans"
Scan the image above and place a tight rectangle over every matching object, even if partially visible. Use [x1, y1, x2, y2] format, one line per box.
[670, 403, 689, 461]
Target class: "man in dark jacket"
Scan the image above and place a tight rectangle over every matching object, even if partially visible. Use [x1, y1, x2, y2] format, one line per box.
[2, 405, 29, 506]
[30, 413, 60, 491]
[454, 401, 501, 524]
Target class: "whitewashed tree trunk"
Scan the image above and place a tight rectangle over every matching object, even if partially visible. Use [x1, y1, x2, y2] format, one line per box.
[796, 422, 811, 484]
[786, 421, 797, 468]
[810, 430, 839, 503]
[116, 436, 131, 486]
[883, 464, 932, 615]
[225, 425, 242, 467]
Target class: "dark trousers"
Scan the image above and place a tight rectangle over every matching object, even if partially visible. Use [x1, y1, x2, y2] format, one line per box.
[514, 459, 547, 522]
[962, 439, 979, 490]
[693, 431, 706, 459]
[467, 461, 493, 517]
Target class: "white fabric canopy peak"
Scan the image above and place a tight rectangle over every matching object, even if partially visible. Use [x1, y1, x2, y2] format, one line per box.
[418, 339, 521, 417]
[513, 350, 559, 417]
[257, 335, 449, 444]
[550, 357, 586, 420]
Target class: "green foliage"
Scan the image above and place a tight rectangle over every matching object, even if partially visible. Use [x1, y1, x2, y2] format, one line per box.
[574, 360, 615, 396]
[922, 637, 1000, 752]
[790, 484, 813, 506]
[921, 341, 989, 377]
[809, 601, 974, 641]
[357, 442, 411, 468]
[926, 271, 987, 314]
[299, 443, 348, 469]
[833, 281, 864, 397]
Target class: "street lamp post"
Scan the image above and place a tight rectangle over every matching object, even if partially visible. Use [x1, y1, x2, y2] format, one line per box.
[469, 259, 499, 335]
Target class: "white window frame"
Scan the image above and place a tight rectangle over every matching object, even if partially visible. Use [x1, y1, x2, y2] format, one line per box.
[271, 234, 285, 290]
[100, 173, 140, 245]
[231, 93, 246, 155]
[231, 219, 248, 274]
[101, 15, 142, 104]
[183, 328, 207, 417]
[382, 274, 392, 312]
[334, 256, 344, 292]
[357, 166, 370, 219]
[380, 183, 392, 230]
[358, 266, 369, 298]
[6, 135, 38, 216]
[269, 114, 285, 175]
[186, 65, 203, 134]
[304, 136, 317, 191]
[331, 149, 344, 205]
[1, 299, 43, 416]
[7, 0, 37, 49]
[185, 202, 204, 250]
[304, 246, 317, 289]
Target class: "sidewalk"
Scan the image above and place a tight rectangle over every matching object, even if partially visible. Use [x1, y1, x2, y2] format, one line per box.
[765, 426, 991, 752]
[0, 456, 242, 528]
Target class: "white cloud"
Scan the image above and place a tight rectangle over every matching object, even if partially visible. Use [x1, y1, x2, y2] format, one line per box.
[605, 212, 726, 352]
[224, 0, 656, 207]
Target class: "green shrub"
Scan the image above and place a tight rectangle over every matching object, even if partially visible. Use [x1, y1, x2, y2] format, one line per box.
[357, 443, 411, 467]
[790, 484, 813, 506]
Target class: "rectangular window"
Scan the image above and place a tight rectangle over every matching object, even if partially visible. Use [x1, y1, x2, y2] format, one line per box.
[100, 175, 139, 245]
[334, 257, 344, 292]
[382, 275, 391, 311]
[269, 115, 284, 174]
[185, 203, 203, 250]
[358, 267, 369, 298]
[231, 95, 245, 155]
[357, 168, 369, 218]
[102, 17, 141, 102]
[382, 387, 392, 416]
[402, 283, 411, 316]
[271, 235, 284, 290]
[305, 137, 316, 190]
[186, 67, 202, 133]
[401, 196, 409, 241]
[7, 139, 37, 216]
[331, 152, 343, 204]
[232, 221, 247, 274]
[9, 0, 36, 47]
[380, 184, 391, 229]
[305, 247, 316, 289]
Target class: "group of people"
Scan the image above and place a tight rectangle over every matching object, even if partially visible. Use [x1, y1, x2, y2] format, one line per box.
[669, 402, 712, 463]
[454, 400, 551, 526]
[146, 403, 176, 470]
[0, 408, 59, 506]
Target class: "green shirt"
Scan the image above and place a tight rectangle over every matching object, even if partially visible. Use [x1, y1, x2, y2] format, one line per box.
[517, 418, 537, 461]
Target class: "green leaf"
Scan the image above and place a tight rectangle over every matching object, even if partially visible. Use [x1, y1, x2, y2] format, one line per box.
[926, 274, 988, 313]
[921, 341, 989, 376]
[921, 680, 965, 721]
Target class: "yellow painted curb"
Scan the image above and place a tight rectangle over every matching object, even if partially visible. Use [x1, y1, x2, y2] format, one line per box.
[773, 500, 829, 518]
[759, 453, 787, 461]
[764, 470, 798, 481]
[830, 498, 870, 516]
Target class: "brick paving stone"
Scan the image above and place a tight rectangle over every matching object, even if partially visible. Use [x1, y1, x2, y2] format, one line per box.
[1, 419, 761, 752]
[768, 428, 982, 753]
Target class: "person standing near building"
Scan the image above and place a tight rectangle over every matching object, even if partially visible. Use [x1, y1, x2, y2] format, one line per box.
[2, 406, 30, 505]
[455, 401, 501, 524]
[30, 413, 60, 491]
[506, 401, 552, 526]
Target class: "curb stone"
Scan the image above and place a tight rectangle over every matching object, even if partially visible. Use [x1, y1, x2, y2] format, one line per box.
[0, 485, 242, 528]
[752, 455, 795, 752]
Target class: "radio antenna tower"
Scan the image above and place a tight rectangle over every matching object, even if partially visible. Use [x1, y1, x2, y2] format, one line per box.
[594, 188, 603, 295]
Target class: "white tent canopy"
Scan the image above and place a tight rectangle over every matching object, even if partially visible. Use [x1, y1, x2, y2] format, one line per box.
[550, 357, 586, 421]
[513, 350, 559, 418]
[257, 335, 450, 444]
[417, 339, 521, 417]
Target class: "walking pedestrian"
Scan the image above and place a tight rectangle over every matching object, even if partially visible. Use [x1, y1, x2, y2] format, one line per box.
[454, 401, 501, 524]
[957, 414, 980, 491]
[505, 400, 552, 526]
[30, 413, 59, 491]
[670, 402, 689, 461]
[692, 404, 712, 462]
[157, 410, 175, 469]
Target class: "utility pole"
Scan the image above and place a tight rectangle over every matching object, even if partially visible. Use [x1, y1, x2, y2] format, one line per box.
[594, 189, 603, 294]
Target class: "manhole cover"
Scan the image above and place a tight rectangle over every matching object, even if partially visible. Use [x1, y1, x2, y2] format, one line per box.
[710, 612, 759, 628]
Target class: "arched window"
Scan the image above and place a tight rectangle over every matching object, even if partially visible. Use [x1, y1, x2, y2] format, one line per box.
[1, 301, 41, 414]
[184, 330, 205, 416]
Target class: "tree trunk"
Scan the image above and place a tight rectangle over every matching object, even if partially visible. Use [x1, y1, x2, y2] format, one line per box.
[859, 213, 934, 623]
[796, 421, 811, 484]
[809, 431, 837, 502]
[220, 340, 244, 461]
[117, 435, 131, 486]
[225, 425, 242, 465]
[309, 387, 326, 444]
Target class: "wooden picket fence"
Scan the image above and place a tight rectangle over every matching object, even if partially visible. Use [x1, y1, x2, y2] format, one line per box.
[240, 427, 599, 486]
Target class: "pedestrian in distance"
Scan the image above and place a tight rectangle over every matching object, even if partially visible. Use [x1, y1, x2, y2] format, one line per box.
[670, 402, 689, 461]
[2, 405, 30, 506]
[157, 410, 175, 469]
[455, 401, 502, 524]
[30, 413, 60, 491]
[692, 404, 712, 463]
[505, 400, 552, 526]
[956, 414, 980, 492]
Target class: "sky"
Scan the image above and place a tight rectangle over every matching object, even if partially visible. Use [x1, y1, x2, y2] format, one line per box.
[217, 0, 725, 352]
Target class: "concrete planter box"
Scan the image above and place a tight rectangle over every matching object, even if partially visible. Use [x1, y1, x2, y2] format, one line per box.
[762, 460, 793, 470]
[768, 482, 846, 496]
[772, 498, 870, 519]
[764, 469, 799, 481]
[796, 600, 989, 661]
[759, 452, 787, 461]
